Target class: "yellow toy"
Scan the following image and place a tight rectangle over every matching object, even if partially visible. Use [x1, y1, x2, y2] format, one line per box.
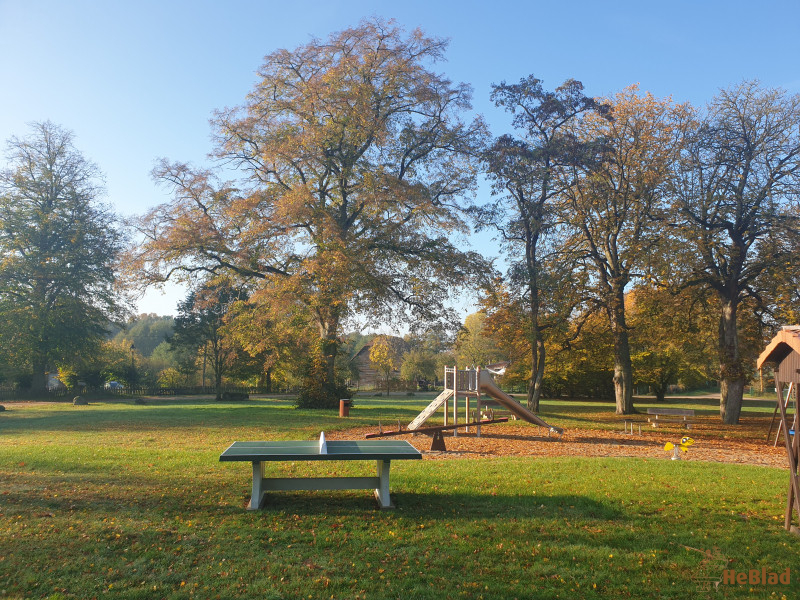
[664, 436, 694, 460]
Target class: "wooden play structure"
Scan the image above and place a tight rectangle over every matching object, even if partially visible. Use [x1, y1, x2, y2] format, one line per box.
[766, 384, 797, 447]
[367, 364, 563, 450]
[757, 327, 800, 535]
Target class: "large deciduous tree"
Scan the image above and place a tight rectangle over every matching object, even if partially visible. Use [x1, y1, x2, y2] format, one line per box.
[0, 122, 123, 391]
[169, 279, 244, 400]
[560, 86, 690, 414]
[129, 19, 487, 407]
[672, 81, 800, 424]
[627, 285, 716, 401]
[473, 76, 609, 411]
[226, 293, 308, 397]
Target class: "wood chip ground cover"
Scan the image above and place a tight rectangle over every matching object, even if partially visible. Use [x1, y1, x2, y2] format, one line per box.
[335, 417, 789, 469]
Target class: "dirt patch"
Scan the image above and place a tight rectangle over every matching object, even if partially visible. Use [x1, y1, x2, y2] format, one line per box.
[333, 421, 790, 469]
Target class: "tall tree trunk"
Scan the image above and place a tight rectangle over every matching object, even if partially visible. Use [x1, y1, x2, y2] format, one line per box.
[525, 240, 545, 412]
[527, 338, 545, 412]
[215, 369, 223, 401]
[719, 296, 744, 424]
[321, 332, 339, 396]
[297, 315, 342, 408]
[610, 288, 635, 414]
[212, 338, 223, 400]
[612, 332, 634, 414]
[316, 311, 342, 407]
[30, 285, 48, 393]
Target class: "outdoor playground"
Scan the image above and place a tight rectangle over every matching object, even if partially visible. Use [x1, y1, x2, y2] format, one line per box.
[1, 383, 798, 600]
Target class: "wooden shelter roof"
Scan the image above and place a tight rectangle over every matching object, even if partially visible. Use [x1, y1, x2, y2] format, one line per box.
[757, 326, 800, 369]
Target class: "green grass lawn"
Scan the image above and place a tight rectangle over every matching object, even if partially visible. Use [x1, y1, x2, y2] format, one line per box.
[1, 397, 797, 599]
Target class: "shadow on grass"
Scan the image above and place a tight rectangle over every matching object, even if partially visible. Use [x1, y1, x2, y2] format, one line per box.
[0, 396, 431, 436]
[0, 459, 622, 523]
[240, 490, 625, 522]
[0, 404, 359, 434]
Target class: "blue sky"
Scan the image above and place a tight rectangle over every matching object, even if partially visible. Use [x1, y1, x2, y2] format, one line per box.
[1, 0, 798, 318]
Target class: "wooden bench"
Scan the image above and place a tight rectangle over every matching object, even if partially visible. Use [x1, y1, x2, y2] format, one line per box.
[477, 399, 516, 421]
[219, 434, 421, 510]
[647, 408, 696, 429]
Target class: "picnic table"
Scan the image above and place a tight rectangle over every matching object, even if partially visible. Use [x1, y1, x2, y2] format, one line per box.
[219, 435, 421, 510]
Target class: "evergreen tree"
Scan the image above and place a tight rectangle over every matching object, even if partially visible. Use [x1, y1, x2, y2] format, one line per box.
[0, 122, 123, 390]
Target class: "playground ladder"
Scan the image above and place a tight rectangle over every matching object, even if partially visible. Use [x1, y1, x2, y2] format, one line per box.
[407, 389, 454, 431]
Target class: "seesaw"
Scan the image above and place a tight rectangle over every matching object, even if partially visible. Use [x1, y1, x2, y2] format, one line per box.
[366, 417, 510, 451]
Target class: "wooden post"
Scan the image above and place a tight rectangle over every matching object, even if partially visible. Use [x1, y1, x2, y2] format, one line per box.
[452, 366, 458, 437]
[476, 366, 482, 438]
[466, 368, 471, 434]
[776, 379, 800, 532]
[443, 366, 448, 427]
[794, 401, 799, 527]
[775, 383, 794, 447]
[767, 389, 782, 443]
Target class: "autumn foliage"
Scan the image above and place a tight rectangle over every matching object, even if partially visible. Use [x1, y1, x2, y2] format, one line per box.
[127, 19, 487, 407]
[116, 24, 800, 420]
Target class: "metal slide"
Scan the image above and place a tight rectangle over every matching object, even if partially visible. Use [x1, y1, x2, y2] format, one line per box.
[479, 371, 563, 436]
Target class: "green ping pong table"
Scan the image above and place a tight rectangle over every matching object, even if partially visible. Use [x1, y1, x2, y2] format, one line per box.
[219, 437, 421, 509]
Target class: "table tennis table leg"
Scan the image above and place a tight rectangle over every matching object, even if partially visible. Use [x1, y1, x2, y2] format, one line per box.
[249, 461, 266, 510]
[374, 459, 392, 509]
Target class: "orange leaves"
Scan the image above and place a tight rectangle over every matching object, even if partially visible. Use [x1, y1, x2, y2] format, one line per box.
[479, 285, 529, 362]
[561, 85, 690, 300]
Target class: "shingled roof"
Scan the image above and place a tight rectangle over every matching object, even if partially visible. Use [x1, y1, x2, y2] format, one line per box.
[757, 326, 800, 370]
